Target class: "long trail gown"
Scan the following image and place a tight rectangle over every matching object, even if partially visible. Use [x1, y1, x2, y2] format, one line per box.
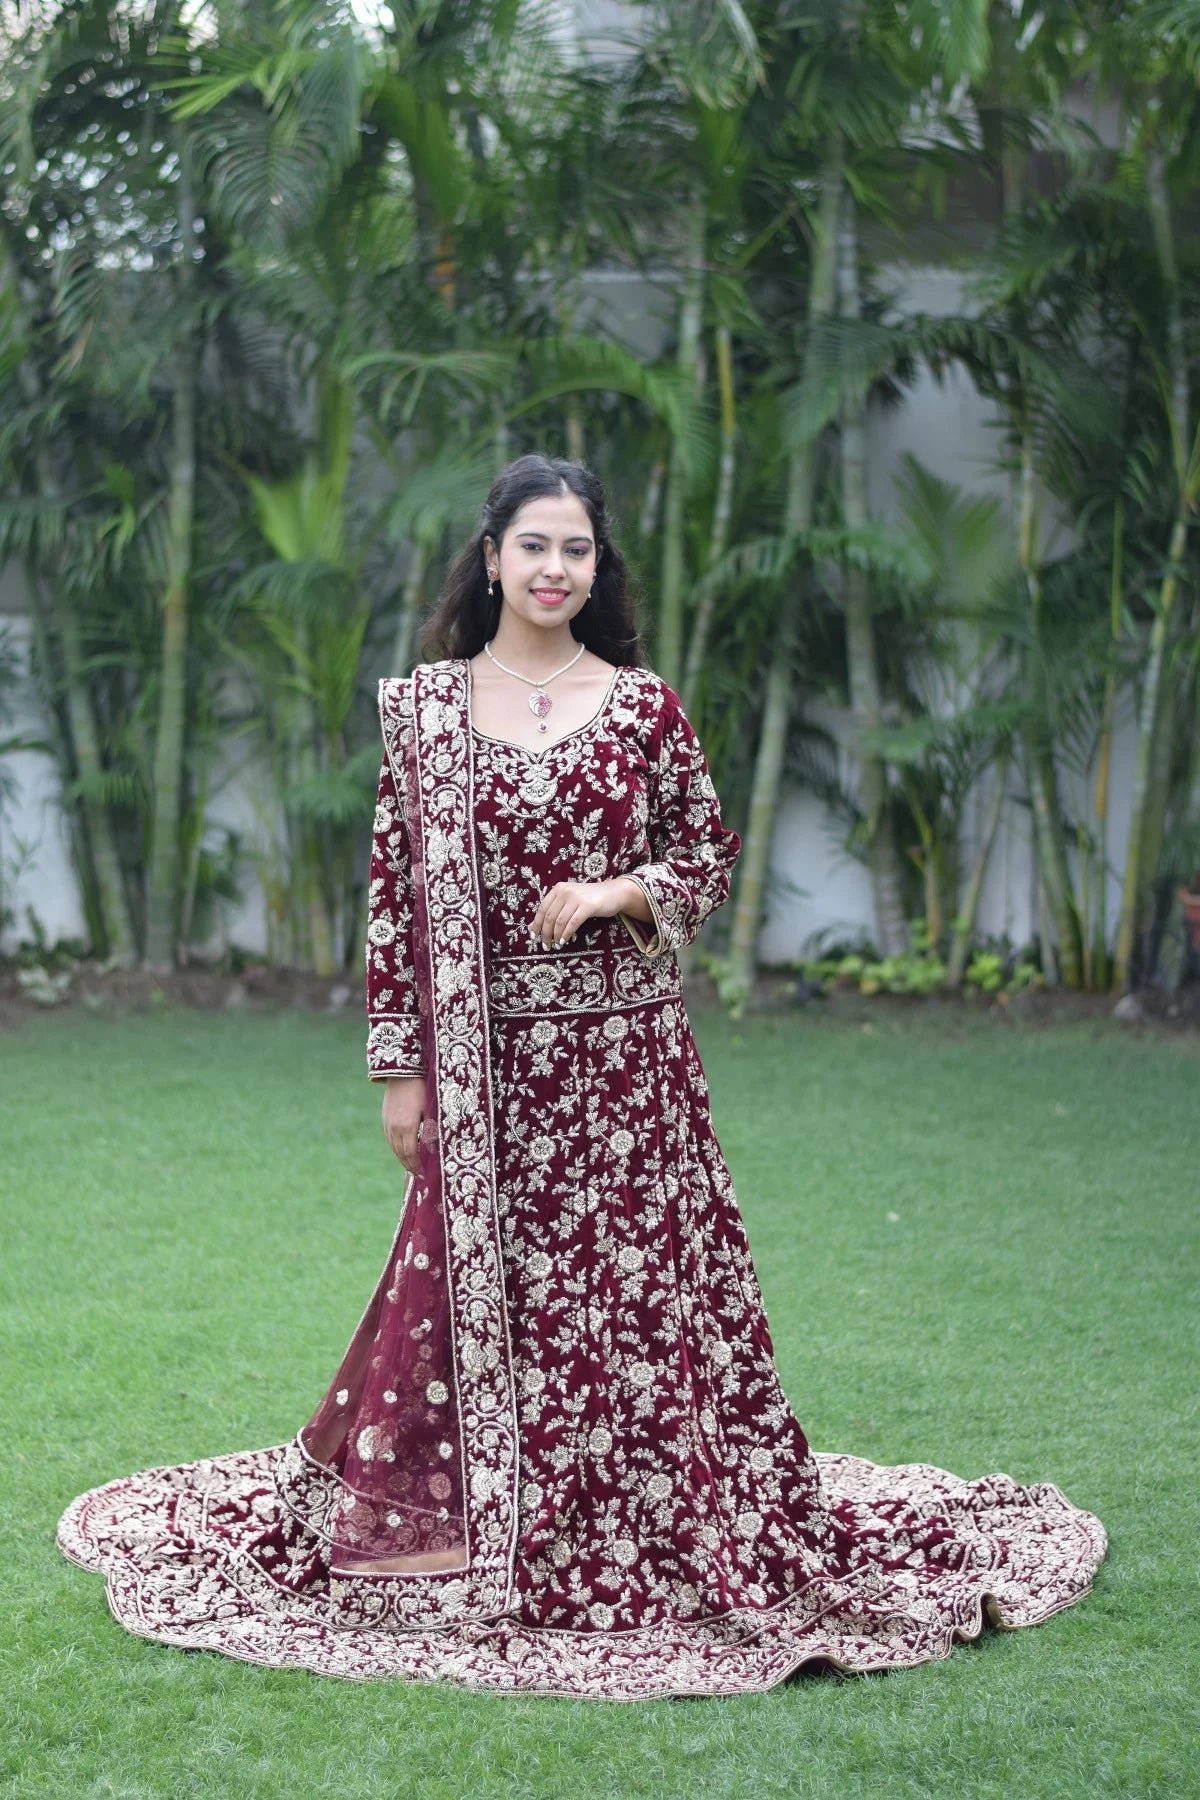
[58, 660, 1106, 1700]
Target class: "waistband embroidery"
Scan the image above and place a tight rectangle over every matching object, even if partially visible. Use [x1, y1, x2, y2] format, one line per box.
[488, 945, 680, 1017]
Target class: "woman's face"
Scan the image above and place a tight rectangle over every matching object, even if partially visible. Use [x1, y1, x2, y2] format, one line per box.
[485, 491, 598, 634]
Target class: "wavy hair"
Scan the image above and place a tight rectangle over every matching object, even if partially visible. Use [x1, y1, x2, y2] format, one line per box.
[419, 455, 646, 667]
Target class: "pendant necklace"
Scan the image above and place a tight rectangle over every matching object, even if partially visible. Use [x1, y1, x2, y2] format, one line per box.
[483, 638, 586, 733]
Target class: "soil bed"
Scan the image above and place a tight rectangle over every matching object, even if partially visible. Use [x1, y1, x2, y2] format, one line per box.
[0, 959, 361, 1030]
[2, 956, 1198, 1034]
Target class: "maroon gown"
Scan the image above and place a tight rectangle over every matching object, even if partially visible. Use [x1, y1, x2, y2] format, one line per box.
[57, 659, 1106, 1699]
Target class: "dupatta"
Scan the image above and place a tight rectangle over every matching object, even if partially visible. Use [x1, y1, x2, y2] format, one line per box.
[290, 662, 520, 1630]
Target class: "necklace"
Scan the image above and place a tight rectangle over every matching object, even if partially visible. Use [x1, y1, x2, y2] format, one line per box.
[483, 638, 587, 733]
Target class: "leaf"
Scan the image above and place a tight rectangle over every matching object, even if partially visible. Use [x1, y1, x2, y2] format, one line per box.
[500, 335, 704, 480]
[283, 764, 375, 826]
[907, 0, 991, 83]
[862, 702, 1027, 765]
[649, 0, 765, 109]
[345, 349, 513, 424]
[370, 74, 470, 221]
[243, 467, 345, 564]
[375, 446, 500, 545]
[693, 522, 932, 601]
[893, 454, 1014, 608]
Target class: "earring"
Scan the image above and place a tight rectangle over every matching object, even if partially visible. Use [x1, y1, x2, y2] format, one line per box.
[488, 572, 498, 598]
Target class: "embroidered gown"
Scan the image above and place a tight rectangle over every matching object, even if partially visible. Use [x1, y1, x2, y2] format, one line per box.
[57, 660, 1106, 1700]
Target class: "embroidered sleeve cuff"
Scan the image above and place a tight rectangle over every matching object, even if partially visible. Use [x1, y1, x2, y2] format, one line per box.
[617, 873, 667, 960]
[367, 1015, 426, 1080]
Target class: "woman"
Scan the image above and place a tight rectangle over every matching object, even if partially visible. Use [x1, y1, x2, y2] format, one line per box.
[58, 455, 1106, 1700]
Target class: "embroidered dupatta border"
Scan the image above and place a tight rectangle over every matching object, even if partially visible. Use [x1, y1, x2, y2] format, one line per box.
[364, 662, 520, 1626]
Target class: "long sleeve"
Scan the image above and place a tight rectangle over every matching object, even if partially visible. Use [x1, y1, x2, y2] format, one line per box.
[365, 752, 426, 1080]
[618, 685, 742, 959]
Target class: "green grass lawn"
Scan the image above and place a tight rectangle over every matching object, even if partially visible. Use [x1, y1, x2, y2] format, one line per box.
[2, 1004, 1197, 1799]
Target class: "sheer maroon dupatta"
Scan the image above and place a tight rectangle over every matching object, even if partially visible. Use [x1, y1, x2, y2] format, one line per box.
[288, 663, 520, 1630]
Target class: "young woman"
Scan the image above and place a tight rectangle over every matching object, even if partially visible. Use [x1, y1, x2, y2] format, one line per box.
[58, 455, 1106, 1700]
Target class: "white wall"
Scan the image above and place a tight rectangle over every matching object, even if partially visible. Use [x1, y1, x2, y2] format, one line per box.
[1, 610, 83, 945]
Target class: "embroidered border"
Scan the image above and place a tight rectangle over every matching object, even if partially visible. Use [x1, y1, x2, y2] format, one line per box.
[366, 1014, 426, 1078]
[617, 874, 667, 958]
[55, 1444, 1107, 1696]
[371, 665, 520, 1627]
[489, 945, 681, 1017]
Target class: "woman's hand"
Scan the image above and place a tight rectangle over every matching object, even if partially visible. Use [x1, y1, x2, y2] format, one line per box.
[381, 1074, 426, 1173]
[531, 876, 649, 949]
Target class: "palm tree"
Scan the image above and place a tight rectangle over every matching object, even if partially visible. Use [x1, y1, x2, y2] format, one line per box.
[723, 155, 843, 1004]
[724, 0, 992, 997]
[627, 2, 765, 688]
[1, 0, 270, 966]
[0, 3, 162, 964]
[1102, 3, 1200, 988]
[143, 128, 201, 970]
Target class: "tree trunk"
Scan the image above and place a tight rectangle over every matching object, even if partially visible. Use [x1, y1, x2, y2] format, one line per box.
[1148, 149, 1189, 479]
[565, 395, 585, 464]
[1114, 513, 1190, 987]
[21, 561, 105, 949]
[682, 323, 736, 714]
[35, 520, 137, 962]
[1114, 148, 1194, 990]
[1018, 429, 1082, 986]
[837, 188, 908, 956]
[307, 863, 337, 975]
[145, 150, 199, 968]
[48, 583, 137, 962]
[1138, 651, 1177, 921]
[176, 777, 207, 957]
[638, 456, 666, 542]
[1025, 741, 1081, 985]
[996, 115, 1079, 985]
[1037, 874, 1054, 982]
[1091, 500, 1123, 989]
[3, 226, 137, 962]
[947, 750, 1009, 985]
[392, 537, 429, 675]
[143, 364, 197, 962]
[306, 705, 337, 979]
[657, 197, 706, 689]
[723, 156, 841, 1004]
[142, 345, 196, 965]
[908, 792, 940, 943]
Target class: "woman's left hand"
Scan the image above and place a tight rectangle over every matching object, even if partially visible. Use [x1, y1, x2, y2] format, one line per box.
[531, 877, 639, 950]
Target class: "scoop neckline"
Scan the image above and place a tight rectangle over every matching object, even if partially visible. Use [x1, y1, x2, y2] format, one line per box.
[466, 659, 622, 760]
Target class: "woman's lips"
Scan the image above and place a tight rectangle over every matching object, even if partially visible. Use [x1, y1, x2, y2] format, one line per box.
[531, 588, 570, 606]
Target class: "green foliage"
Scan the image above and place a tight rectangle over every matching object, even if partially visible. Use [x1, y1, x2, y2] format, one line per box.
[963, 949, 1004, 992]
[792, 920, 1048, 998]
[2, 0, 1198, 990]
[824, 935, 949, 996]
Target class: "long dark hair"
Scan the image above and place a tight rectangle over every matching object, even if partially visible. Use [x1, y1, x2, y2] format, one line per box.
[420, 455, 646, 666]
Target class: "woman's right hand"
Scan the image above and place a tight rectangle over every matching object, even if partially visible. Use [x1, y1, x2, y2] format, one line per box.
[381, 1074, 426, 1173]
